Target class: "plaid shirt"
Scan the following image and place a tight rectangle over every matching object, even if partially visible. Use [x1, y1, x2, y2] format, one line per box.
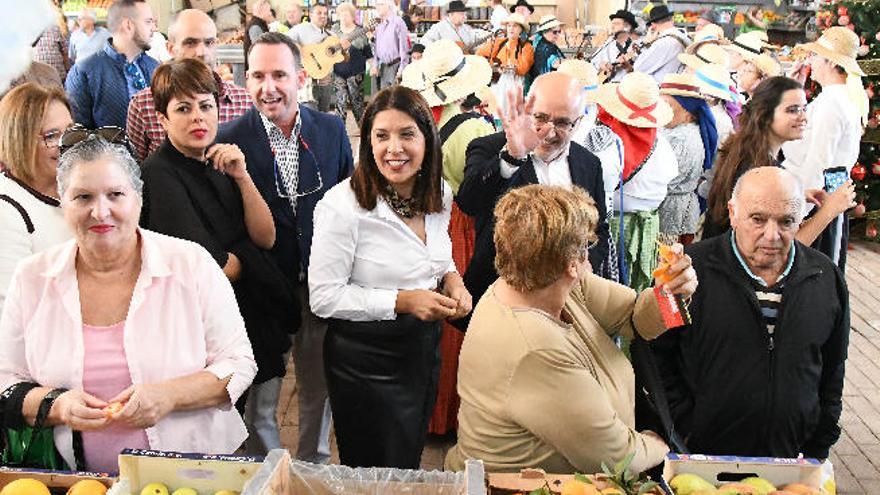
[126, 74, 252, 162]
[34, 25, 69, 81]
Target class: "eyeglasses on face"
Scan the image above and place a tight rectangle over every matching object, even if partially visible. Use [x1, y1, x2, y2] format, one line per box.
[39, 126, 75, 149]
[531, 112, 581, 133]
[783, 104, 808, 116]
[60, 125, 130, 154]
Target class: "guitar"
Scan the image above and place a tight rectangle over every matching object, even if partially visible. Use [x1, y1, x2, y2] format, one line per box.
[301, 19, 379, 79]
[597, 39, 645, 82]
[455, 29, 499, 55]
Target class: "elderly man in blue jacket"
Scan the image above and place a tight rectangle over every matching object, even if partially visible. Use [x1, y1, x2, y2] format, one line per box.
[65, 0, 159, 128]
[652, 167, 849, 460]
[217, 32, 354, 460]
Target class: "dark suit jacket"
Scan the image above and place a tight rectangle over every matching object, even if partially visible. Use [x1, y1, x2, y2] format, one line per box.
[216, 105, 354, 284]
[140, 141, 299, 382]
[456, 132, 610, 305]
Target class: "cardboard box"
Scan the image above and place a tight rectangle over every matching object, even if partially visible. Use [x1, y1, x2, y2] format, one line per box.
[0, 467, 114, 493]
[107, 449, 263, 495]
[243, 449, 486, 495]
[487, 470, 664, 495]
[662, 453, 835, 494]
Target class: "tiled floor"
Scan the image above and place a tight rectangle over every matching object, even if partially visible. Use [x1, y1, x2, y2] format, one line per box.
[287, 112, 880, 492]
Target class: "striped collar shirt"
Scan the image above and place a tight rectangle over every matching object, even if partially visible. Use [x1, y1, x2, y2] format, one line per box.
[731, 231, 796, 338]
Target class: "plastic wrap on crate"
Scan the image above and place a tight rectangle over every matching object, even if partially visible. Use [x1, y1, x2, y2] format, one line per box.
[243, 449, 485, 495]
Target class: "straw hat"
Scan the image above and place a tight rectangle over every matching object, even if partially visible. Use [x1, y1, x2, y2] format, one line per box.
[660, 72, 706, 99]
[557, 59, 600, 102]
[680, 41, 731, 70]
[796, 26, 865, 76]
[750, 53, 782, 77]
[694, 63, 739, 102]
[536, 15, 563, 33]
[725, 31, 770, 60]
[692, 23, 726, 43]
[503, 13, 530, 32]
[401, 39, 492, 107]
[592, 72, 673, 128]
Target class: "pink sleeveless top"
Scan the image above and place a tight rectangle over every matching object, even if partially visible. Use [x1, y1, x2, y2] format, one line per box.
[80, 321, 150, 473]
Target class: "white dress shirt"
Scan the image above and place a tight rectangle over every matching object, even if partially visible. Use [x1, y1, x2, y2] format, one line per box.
[781, 84, 861, 197]
[309, 178, 457, 322]
[499, 142, 574, 187]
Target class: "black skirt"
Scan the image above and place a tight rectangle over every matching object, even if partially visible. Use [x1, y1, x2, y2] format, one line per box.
[323, 315, 442, 469]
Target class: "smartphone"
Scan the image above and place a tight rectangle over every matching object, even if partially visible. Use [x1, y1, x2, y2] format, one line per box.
[823, 166, 849, 192]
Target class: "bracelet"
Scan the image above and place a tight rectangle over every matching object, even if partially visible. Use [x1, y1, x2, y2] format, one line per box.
[35, 388, 67, 430]
[500, 148, 530, 168]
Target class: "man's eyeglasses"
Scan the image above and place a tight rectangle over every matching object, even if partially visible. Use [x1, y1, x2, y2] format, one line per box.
[60, 125, 130, 153]
[531, 113, 581, 134]
[125, 62, 147, 91]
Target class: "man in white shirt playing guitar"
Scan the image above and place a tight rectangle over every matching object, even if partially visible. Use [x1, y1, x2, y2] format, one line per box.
[421, 0, 492, 54]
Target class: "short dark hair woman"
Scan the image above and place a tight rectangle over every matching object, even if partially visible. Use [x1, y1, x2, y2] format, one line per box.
[309, 86, 472, 468]
[139, 58, 298, 453]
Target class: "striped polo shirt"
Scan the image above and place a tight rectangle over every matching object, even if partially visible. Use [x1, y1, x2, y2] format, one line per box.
[730, 231, 796, 340]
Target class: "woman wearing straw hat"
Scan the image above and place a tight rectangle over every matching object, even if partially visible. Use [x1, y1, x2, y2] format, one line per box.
[724, 30, 770, 72]
[658, 72, 718, 246]
[592, 72, 678, 291]
[735, 53, 781, 99]
[527, 15, 566, 91]
[560, 59, 621, 282]
[477, 13, 535, 118]
[309, 86, 472, 468]
[781, 26, 865, 270]
[678, 44, 739, 152]
[401, 39, 495, 434]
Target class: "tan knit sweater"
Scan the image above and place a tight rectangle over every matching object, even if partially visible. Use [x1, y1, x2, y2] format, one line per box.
[445, 274, 670, 474]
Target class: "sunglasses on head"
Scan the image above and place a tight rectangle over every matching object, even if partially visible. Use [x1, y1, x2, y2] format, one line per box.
[60, 125, 130, 154]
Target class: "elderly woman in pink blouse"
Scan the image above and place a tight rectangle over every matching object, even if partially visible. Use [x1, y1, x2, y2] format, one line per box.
[0, 136, 257, 473]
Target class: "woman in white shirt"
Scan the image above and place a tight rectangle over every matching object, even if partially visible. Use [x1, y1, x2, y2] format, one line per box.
[309, 86, 472, 469]
[0, 83, 74, 313]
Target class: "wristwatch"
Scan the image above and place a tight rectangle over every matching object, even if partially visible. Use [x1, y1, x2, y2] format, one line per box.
[35, 388, 67, 429]
[500, 146, 530, 168]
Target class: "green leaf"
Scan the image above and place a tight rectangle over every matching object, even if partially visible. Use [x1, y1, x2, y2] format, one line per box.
[637, 480, 659, 494]
[614, 452, 636, 475]
[601, 462, 613, 476]
[574, 473, 590, 483]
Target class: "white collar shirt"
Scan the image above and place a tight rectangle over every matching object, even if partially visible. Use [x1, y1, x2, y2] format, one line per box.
[781, 84, 861, 196]
[308, 178, 457, 322]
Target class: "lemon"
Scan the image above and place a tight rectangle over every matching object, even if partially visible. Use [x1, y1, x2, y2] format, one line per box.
[140, 483, 170, 495]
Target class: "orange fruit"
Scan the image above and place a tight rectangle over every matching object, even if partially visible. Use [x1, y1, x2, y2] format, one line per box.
[102, 402, 124, 418]
[0, 478, 51, 495]
[561, 479, 600, 495]
[67, 479, 108, 495]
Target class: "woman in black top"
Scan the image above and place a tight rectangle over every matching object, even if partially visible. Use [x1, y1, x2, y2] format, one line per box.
[140, 59, 298, 452]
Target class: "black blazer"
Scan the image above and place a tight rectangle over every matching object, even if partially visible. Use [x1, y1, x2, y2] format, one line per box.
[456, 132, 610, 306]
[216, 105, 354, 284]
[141, 141, 298, 383]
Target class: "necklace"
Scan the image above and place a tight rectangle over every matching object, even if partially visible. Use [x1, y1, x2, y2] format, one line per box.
[383, 183, 422, 218]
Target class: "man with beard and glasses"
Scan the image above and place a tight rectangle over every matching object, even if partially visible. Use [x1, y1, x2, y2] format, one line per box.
[216, 32, 353, 459]
[126, 9, 252, 162]
[457, 71, 610, 315]
[66, 0, 159, 129]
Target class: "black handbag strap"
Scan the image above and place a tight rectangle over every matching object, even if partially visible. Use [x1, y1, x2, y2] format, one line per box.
[630, 335, 689, 454]
[439, 113, 482, 143]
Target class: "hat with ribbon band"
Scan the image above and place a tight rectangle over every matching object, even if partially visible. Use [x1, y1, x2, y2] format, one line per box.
[592, 71, 673, 128]
[401, 39, 492, 107]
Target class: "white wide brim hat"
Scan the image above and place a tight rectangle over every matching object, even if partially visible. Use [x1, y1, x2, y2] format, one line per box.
[401, 39, 492, 106]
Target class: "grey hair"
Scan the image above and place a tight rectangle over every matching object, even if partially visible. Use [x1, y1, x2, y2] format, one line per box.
[57, 137, 143, 199]
[730, 166, 806, 223]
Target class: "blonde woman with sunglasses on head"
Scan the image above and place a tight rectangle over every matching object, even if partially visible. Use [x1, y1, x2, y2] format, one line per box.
[0, 83, 74, 313]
